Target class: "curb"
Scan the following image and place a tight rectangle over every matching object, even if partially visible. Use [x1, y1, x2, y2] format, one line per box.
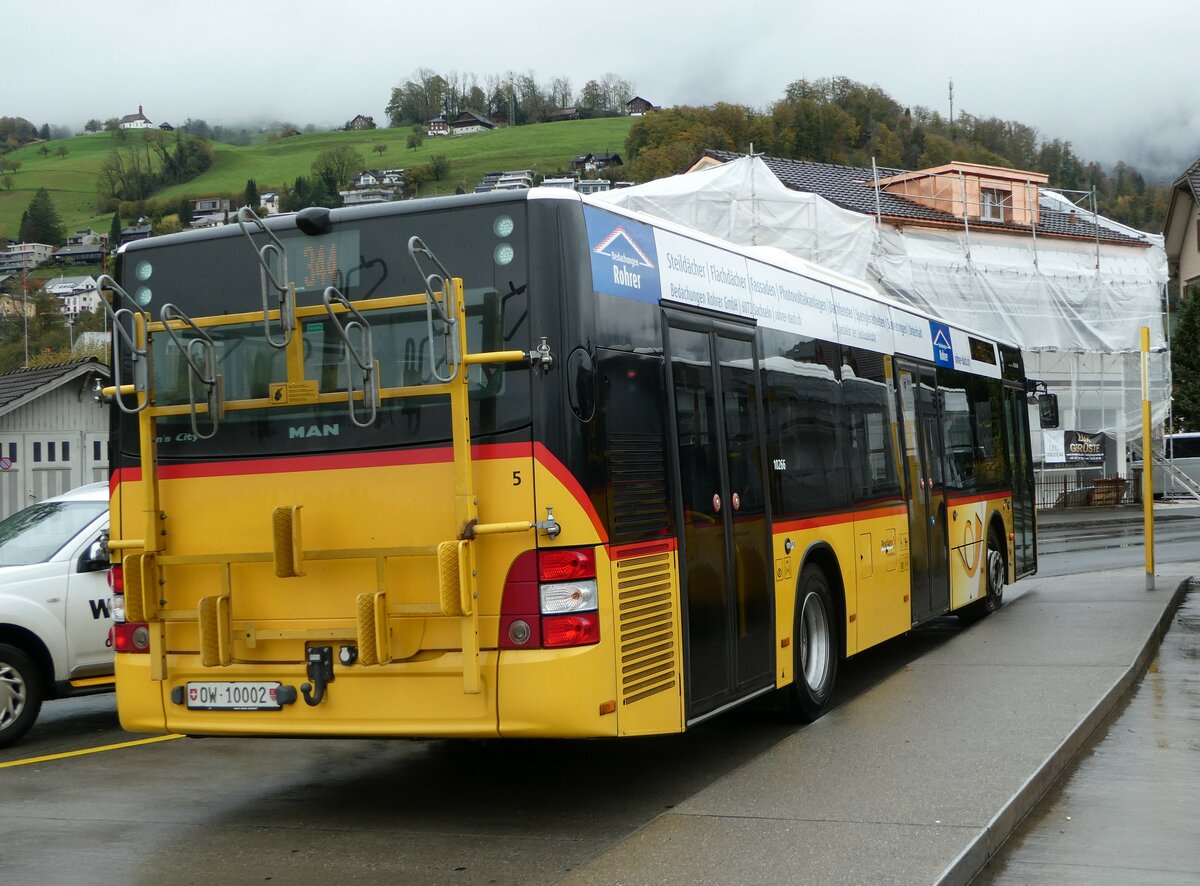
[934, 574, 1196, 886]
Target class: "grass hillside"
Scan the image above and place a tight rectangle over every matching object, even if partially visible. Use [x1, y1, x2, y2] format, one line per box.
[0, 118, 633, 240]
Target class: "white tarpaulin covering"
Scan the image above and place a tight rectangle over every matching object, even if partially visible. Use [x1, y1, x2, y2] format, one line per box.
[590, 157, 877, 282]
[592, 156, 1168, 354]
[592, 156, 1172, 440]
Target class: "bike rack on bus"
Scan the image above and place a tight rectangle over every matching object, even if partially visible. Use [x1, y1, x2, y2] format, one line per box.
[158, 303, 225, 440]
[96, 274, 152, 414]
[407, 236, 460, 383]
[237, 206, 296, 350]
[322, 286, 380, 428]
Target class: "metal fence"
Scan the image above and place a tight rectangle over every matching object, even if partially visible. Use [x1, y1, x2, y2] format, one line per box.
[1035, 469, 1135, 510]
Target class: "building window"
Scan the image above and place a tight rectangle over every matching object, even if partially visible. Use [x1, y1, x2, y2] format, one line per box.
[980, 188, 1011, 222]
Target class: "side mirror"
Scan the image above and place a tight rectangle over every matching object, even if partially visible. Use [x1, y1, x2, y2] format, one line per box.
[79, 535, 111, 573]
[1038, 393, 1059, 429]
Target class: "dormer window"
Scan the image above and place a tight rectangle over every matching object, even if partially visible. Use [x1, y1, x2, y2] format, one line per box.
[981, 188, 1012, 222]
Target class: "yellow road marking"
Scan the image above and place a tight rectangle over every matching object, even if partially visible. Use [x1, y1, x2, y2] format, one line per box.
[0, 734, 183, 768]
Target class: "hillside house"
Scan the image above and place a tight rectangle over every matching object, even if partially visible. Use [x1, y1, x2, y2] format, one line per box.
[67, 230, 102, 246]
[626, 96, 658, 116]
[427, 115, 449, 136]
[54, 242, 106, 265]
[1163, 159, 1200, 303]
[344, 114, 377, 130]
[449, 111, 495, 135]
[119, 105, 153, 129]
[0, 358, 111, 519]
[44, 275, 100, 319]
[120, 223, 153, 245]
[0, 243, 55, 274]
[572, 152, 624, 173]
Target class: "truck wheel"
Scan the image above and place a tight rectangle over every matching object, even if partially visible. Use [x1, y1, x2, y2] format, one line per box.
[788, 565, 839, 722]
[0, 643, 43, 748]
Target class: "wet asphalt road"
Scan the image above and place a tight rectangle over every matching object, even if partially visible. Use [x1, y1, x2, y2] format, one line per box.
[2, 513, 1196, 885]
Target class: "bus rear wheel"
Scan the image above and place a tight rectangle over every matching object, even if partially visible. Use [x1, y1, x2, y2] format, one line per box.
[788, 565, 838, 722]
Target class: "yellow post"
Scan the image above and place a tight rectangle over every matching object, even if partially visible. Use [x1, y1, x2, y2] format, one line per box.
[1141, 326, 1154, 590]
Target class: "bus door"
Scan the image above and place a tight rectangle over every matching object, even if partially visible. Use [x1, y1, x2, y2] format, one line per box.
[896, 361, 950, 622]
[666, 316, 774, 719]
[1004, 384, 1037, 577]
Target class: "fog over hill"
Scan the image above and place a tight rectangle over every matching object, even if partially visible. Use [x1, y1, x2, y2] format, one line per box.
[7, 0, 1195, 183]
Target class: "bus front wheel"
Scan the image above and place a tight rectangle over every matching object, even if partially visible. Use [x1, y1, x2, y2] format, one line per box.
[788, 565, 839, 722]
[959, 529, 1005, 624]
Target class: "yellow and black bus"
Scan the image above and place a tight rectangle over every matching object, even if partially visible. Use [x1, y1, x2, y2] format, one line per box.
[104, 188, 1036, 738]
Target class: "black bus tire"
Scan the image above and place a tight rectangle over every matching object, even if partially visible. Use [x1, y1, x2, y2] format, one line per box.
[0, 643, 44, 748]
[959, 529, 1005, 624]
[788, 565, 839, 722]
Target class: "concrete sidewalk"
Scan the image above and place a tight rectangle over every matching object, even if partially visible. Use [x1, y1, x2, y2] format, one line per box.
[561, 564, 1196, 885]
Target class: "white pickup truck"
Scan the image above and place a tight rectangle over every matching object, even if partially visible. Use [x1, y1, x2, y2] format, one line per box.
[0, 482, 114, 748]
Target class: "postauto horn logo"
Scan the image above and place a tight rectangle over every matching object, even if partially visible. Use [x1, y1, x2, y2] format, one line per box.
[584, 205, 660, 303]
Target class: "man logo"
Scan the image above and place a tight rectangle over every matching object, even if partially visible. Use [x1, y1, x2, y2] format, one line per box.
[289, 424, 340, 439]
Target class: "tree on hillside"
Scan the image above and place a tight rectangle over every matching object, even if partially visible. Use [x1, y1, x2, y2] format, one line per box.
[109, 209, 122, 250]
[85, 119, 102, 133]
[429, 155, 450, 181]
[56, 146, 68, 159]
[1172, 285, 1200, 431]
[19, 188, 65, 245]
[245, 178, 259, 209]
[39, 124, 50, 140]
[374, 143, 387, 157]
[311, 146, 365, 196]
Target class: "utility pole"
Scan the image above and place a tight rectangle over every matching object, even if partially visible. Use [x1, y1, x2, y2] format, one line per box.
[948, 78, 955, 133]
[22, 259, 28, 369]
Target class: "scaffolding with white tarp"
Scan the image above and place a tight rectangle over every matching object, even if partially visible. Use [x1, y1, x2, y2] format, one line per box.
[590, 156, 1171, 487]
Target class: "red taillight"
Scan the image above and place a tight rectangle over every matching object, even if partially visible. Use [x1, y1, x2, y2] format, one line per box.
[108, 564, 124, 594]
[500, 548, 601, 649]
[110, 622, 150, 653]
[500, 550, 541, 649]
[542, 613, 600, 648]
[538, 548, 596, 582]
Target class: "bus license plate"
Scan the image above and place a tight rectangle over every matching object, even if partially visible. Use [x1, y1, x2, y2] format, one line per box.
[186, 681, 282, 710]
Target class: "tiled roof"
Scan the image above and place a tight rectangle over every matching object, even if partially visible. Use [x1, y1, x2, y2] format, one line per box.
[704, 150, 1147, 245]
[1180, 158, 1200, 202]
[0, 358, 109, 414]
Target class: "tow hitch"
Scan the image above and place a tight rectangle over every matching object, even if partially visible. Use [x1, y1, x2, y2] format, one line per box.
[300, 646, 334, 706]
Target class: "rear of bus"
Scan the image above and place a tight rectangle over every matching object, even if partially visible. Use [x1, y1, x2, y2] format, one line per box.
[108, 191, 660, 739]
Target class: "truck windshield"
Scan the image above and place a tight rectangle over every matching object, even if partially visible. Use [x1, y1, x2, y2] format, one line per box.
[0, 500, 105, 566]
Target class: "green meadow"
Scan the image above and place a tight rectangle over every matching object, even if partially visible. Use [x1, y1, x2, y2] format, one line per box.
[0, 116, 633, 241]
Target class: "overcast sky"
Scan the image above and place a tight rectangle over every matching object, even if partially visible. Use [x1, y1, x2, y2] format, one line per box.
[8, 0, 1195, 181]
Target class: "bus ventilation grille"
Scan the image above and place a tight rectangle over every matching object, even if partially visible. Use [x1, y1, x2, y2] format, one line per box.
[609, 433, 669, 541]
[616, 551, 677, 705]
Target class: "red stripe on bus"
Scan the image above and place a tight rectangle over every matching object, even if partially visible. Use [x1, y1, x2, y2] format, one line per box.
[112, 443, 533, 483]
[109, 441, 609, 542]
[774, 502, 907, 533]
[532, 442, 609, 543]
[945, 489, 1011, 507]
